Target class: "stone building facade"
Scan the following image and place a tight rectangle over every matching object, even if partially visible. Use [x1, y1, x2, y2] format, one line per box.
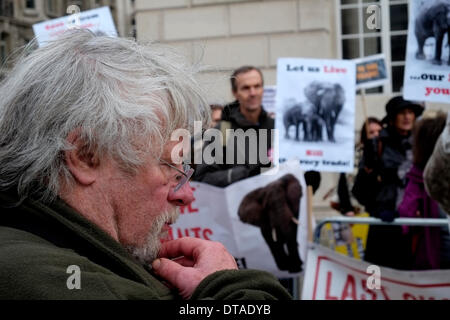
[134, 0, 447, 216]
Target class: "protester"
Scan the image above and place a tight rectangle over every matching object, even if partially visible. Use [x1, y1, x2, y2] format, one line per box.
[0, 30, 291, 300]
[423, 111, 450, 269]
[193, 66, 273, 186]
[210, 104, 223, 128]
[398, 112, 447, 270]
[189, 104, 224, 167]
[333, 117, 382, 216]
[360, 117, 383, 153]
[351, 96, 423, 269]
[424, 112, 450, 215]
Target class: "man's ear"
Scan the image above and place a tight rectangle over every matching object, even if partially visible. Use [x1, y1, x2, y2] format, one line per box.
[64, 131, 100, 186]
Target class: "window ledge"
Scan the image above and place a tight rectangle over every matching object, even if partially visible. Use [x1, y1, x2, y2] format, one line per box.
[23, 8, 38, 17]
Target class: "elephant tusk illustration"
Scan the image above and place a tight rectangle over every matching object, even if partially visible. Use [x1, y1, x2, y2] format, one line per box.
[291, 217, 299, 225]
[272, 228, 277, 242]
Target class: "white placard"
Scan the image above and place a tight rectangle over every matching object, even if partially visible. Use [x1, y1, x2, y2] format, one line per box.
[302, 243, 450, 300]
[276, 58, 356, 172]
[262, 86, 277, 115]
[403, 0, 450, 104]
[32, 6, 117, 47]
[169, 160, 313, 278]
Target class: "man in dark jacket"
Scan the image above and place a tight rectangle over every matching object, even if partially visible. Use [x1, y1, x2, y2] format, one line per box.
[352, 96, 424, 269]
[193, 66, 274, 186]
[0, 31, 290, 300]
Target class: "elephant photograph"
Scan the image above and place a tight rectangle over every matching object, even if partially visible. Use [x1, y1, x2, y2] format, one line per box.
[237, 174, 303, 273]
[283, 81, 346, 143]
[414, 0, 450, 65]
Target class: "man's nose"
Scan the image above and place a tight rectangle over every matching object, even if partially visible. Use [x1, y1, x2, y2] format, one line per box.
[167, 181, 195, 206]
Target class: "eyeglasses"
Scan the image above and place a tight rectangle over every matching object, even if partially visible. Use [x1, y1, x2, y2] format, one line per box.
[159, 159, 194, 192]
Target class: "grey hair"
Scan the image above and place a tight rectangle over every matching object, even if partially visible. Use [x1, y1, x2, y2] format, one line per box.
[0, 29, 211, 203]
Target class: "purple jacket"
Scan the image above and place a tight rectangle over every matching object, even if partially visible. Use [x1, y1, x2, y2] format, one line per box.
[398, 165, 441, 270]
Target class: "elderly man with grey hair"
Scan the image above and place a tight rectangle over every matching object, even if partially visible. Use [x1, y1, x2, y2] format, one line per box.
[0, 30, 290, 300]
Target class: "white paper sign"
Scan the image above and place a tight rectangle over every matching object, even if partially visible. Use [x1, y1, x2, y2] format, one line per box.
[302, 243, 450, 300]
[262, 86, 277, 115]
[403, 0, 450, 104]
[32, 6, 117, 47]
[169, 161, 313, 278]
[276, 58, 356, 172]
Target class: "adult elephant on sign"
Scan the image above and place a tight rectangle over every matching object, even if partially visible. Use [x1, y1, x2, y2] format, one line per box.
[415, 0, 450, 65]
[283, 103, 304, 141]
[237, 174, 303, 273]
[304, 81, 346, 143]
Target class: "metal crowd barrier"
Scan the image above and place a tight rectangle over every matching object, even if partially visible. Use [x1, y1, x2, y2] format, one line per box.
[313, 216, 449, 244]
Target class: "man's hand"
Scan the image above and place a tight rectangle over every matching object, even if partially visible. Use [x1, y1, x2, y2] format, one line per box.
[151, 237, 238, 299]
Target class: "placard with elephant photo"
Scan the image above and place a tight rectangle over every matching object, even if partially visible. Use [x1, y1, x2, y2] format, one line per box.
[167, 160, 312, 278]
[403, 0, 450, 104]
[275, 58, 356, 173]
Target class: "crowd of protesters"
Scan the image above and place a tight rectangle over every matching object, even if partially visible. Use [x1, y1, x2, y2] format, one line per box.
[330, 96, 450, 271]
[198, 67, 450, 272]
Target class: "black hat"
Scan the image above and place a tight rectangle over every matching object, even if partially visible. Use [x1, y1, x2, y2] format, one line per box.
[383, 96, 424, 123]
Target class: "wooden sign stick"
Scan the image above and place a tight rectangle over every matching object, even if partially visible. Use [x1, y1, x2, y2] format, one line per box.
[360, 89, 370, 139]
[307, 185, 314, 242]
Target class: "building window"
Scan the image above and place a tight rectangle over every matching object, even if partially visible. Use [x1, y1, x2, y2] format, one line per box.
[24, 0, 38, 15]
[1, 33, 9, 66]
[0, 0, 14, 17]
[25, 0, 36, 9]
[132, 17, 136, 39]
[46, 0, 59, 16]
[338, 0, 409, 93]
[65, 0, 83, 11]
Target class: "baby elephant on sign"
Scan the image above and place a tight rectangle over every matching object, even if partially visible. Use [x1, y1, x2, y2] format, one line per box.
[238, 174, 303, 273]
[283, 101, 323, 142]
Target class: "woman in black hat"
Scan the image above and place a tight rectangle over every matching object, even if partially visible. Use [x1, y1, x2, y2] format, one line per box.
[352, 96, 424, 270]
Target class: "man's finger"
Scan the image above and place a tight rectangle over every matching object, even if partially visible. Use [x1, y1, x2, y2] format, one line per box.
[171, 256, 195, 267]
[152, 258, 183, 281]
[151, 258, 199, 298]
[158, 237, 206, 259]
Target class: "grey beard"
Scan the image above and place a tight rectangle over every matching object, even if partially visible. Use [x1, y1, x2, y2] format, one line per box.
[125, 208, 179, 266]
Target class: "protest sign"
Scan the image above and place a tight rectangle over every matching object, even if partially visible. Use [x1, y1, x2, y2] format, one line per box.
[169, 160, 312, 278]
[403, 0, 450, 104]
[276, 58, 356, 172]
[262, 86, 277, 115]
[302, 243, 450, 300]
[354, 54, 389, 89]
[32, 6, 117, 47]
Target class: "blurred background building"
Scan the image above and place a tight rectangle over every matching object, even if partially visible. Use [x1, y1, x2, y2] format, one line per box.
[134, 0, 448, 217]
[0, 0, 134, 75]
[1, 0, 447, 217]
